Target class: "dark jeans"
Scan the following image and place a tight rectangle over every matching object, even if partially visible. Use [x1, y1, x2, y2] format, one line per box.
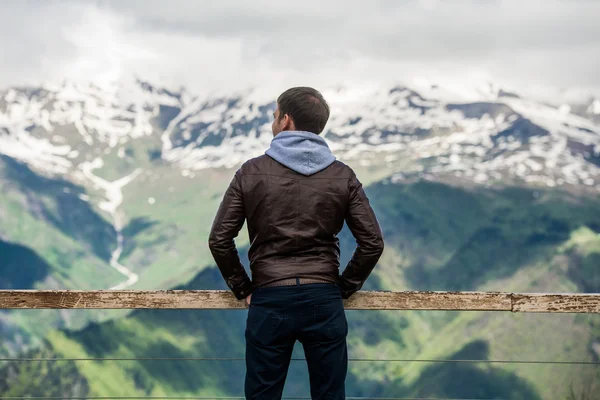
[245, 283, 348, 400]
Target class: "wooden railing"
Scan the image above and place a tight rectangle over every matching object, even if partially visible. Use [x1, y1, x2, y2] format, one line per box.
[0, 289, 598, 400]
[1, 290, 599, 312]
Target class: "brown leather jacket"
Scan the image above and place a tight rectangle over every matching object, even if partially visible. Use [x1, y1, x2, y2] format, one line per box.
[208, 155, 384, 300]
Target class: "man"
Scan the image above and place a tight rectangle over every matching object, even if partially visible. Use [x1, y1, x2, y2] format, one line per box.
[208, 86, 384, 400]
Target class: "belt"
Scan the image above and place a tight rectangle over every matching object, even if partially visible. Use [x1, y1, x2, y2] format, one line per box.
[260, 277, 333, 288]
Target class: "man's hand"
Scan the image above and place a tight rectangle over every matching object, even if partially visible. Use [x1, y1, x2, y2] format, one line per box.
[245, 294, 252, 306]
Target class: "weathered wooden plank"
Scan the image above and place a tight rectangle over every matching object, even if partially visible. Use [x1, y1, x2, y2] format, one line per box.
[512, 293, 600, 313]
[0, 290, 512, 311]
[343, 291, 512, 310]
[1, 290, 598, 312]
[0, 290, 245, 309]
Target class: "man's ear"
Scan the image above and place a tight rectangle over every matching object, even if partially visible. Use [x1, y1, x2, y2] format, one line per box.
[282, 114, 295, 131]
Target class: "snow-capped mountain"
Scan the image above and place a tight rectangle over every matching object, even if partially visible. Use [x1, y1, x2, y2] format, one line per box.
[587, 99, 600, 116]
[1, 79, 599, 189]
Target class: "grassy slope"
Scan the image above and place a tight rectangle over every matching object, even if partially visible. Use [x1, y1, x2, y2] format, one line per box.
[2, 180, 600, 399]
[0, 157, 122, 353]
[0, 157, 119, 290]
[78, 129, 251, 290]
[347, 181, 600, 399]
[0, 267, 247, 397]
[118, 164, 239, 289]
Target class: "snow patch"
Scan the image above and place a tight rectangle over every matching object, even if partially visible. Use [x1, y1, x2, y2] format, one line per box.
[80, 157, 142, 290]
[588, 99, 600, 115]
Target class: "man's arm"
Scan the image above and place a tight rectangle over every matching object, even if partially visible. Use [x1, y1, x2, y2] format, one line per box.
[339, 172, 385, 299]
[208, 170, 252, 300]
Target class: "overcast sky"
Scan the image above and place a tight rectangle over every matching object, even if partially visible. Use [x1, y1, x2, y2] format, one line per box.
[1, 0, 599, 103]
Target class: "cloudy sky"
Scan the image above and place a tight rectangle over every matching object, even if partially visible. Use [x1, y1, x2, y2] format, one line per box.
[1, 0, 599, 102]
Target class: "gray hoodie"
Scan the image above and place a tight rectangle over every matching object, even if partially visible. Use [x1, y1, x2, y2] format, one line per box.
[265, 130, 336, 176]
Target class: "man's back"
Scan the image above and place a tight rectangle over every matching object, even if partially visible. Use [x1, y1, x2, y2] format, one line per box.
[209, 152, 384, 299]
[246, 154, 381, 285]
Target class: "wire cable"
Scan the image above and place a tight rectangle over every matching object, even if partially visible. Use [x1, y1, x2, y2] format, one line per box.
[0, 397, 503, 400]
[0, 357, 597, 365]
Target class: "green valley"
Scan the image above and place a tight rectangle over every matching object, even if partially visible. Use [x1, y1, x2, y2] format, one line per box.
[1, 179, 599, 399]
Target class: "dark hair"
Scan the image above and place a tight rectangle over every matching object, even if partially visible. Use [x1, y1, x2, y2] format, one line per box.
[277, 87, 330, 134]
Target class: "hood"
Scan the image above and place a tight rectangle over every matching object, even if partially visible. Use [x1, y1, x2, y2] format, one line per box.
[265, 130, 336, 176]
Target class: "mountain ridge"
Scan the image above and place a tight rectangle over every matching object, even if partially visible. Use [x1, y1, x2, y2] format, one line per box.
[1, 79, 599, 190]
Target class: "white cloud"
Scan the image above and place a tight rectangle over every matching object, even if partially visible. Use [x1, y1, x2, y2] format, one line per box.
[0, 0, 599, 103]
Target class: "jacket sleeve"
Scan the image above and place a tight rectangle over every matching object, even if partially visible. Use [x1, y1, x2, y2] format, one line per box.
[208, 170, 252, 300]
[339, 171, 385, 299]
